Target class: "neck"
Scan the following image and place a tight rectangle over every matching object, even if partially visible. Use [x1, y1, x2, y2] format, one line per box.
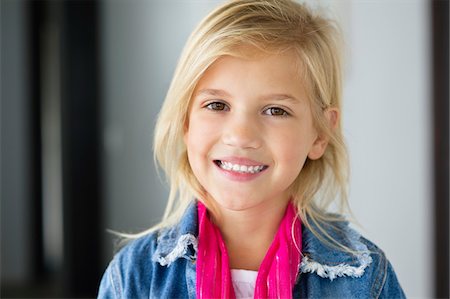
[211, 199, 290, 271]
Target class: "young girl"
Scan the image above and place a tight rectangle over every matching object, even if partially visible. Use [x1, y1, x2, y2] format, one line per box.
[98, 0, 405, 298]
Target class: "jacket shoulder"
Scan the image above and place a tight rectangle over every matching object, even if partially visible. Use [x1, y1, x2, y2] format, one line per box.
[299, 219, 405, 298]
[98, 204, 199, 299]
[359, 235, 406, 298]
[97, 232, 158, 298]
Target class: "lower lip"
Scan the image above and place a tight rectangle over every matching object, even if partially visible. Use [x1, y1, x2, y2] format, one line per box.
[213, 162, 267, 182]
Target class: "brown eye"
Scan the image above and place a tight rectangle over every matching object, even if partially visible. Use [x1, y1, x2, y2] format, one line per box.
[206, 102, 228, 111]
[264, 107, 288, 116]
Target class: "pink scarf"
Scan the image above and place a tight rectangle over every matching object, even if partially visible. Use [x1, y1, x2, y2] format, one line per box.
[196, 202, 302, 299]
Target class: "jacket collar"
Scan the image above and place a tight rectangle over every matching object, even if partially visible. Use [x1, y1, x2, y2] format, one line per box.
[152, 203, 198, 267]
[300, 217, 373, 281]
[152, 202, 372, 281]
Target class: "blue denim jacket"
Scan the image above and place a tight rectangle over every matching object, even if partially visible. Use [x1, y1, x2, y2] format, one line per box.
[98, 203, 406, 298]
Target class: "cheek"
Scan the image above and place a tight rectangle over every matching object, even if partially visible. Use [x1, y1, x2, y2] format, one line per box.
[186, 119, 213, 144]
[269, 126, 313, 169]
[185, 116, 220, 157]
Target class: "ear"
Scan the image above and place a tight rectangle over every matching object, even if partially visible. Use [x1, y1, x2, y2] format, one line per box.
[308, 108, 339, 160]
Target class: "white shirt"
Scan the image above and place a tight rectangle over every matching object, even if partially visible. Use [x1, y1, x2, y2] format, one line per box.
[231, 269, 258, 299]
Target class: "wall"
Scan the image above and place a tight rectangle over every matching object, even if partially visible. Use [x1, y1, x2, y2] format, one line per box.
[341, 2, 432, 297]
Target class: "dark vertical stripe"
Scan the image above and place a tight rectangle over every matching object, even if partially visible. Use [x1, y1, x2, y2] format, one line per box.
[28, 0, 45, 282]
[432, 0, 449, 298]
[60, 1, 103, 296]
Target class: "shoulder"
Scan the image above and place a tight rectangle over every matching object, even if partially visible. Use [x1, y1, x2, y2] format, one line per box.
[97, 203, 199, 298]
[298, 217, 406, 298]
[107, 202, 199, 271]
[114, 233, 159, 272]
[97, 232, 159, 298]
[358, 235, 406, 298]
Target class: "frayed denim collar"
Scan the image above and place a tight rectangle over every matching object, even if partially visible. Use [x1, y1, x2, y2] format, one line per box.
[300, 218, 372, 281]
[152, 203, 372, 281]
[152, 203, 198, 266]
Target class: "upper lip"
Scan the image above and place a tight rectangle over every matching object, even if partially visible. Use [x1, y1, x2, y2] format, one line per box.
[214, 156, 267, 166]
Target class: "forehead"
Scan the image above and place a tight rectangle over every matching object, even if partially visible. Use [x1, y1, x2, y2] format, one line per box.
[194, 50, 309, 101]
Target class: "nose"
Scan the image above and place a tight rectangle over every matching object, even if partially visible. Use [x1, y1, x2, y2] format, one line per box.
[221, 113, 262, 149]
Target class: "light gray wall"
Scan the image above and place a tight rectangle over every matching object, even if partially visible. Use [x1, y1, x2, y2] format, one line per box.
[340, 2, 432, 297]
[1, 0, 33, 283]
[100, 1, 432, 297]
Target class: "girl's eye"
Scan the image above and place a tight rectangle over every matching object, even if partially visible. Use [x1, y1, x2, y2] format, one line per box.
[205, 102, 229, 111]
[264, 107, 289, 116]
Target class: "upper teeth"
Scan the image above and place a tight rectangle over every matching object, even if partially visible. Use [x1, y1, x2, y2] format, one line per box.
[219, 161, 265, 173]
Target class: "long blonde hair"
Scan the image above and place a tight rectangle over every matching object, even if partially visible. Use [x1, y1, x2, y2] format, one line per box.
[146, 0, 350, 247]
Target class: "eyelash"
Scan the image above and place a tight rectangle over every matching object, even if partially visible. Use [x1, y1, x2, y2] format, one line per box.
[203, 101, 290, 117]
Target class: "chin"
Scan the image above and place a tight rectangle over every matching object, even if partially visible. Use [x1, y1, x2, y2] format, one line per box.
[213, 195, 264, 212]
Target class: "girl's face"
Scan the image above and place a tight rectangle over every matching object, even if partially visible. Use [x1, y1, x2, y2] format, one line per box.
[184, 51, 329, 213]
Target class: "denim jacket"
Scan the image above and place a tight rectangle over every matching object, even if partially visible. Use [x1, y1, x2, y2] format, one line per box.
[98, 203, 406, 298]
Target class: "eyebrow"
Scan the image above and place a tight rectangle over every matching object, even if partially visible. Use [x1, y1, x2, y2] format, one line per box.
[195, 88, 301, 103]
[195, 89, 231, 98]
[262, 93, 301, 103]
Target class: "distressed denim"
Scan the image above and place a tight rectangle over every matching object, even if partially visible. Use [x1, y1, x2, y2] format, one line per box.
[98, 203, 406, 298]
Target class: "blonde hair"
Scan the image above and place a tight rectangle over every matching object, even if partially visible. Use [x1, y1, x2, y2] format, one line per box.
[146, 0, 350, 248]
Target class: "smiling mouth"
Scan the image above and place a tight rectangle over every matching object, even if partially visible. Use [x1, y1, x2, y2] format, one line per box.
[214, 160, 268, 174]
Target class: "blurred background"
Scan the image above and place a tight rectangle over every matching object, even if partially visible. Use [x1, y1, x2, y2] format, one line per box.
[1, 0, 448, 298]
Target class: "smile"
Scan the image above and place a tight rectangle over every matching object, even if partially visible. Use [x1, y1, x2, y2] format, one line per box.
[214, 160, 268, 174]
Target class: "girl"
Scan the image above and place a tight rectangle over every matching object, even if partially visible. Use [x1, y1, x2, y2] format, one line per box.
[98, 0, 405, 298]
